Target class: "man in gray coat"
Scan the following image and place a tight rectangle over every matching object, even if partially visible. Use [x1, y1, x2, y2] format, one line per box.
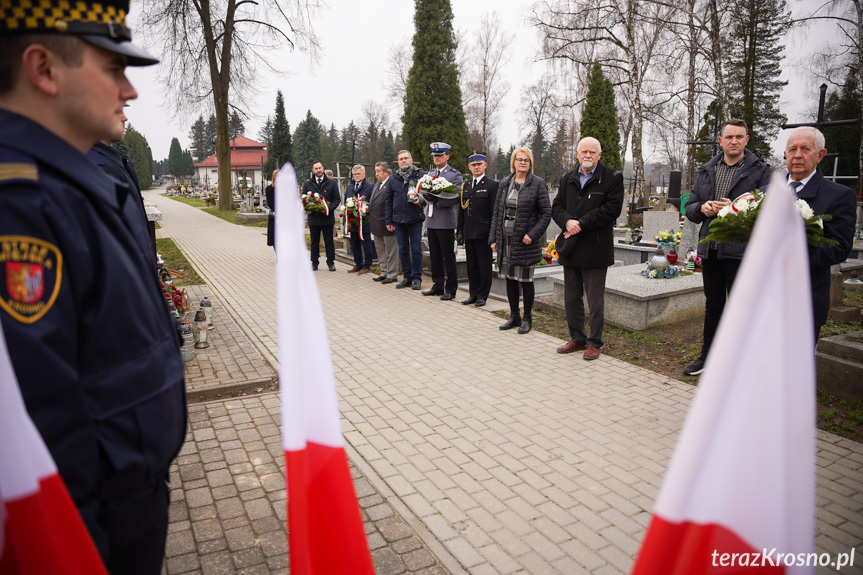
[422, 142, 463, 300]
[370, 162, 399, 284]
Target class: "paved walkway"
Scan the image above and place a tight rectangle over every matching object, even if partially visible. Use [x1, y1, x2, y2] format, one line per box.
[148, 188, 863, 574]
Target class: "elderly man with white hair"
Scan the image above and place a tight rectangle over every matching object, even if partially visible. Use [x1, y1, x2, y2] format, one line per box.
[785, 126, 857, 339]
[345, 164, 375, 274]
[551, 136, 624, 360]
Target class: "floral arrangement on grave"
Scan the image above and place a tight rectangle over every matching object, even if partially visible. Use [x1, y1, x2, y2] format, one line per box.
[162, 283, 185, 313]
[683, 250, 702, 272]
[654, 229, 680, 245]
[415, 174, 459, 199]
[542, 239, 559, 263]
[300, 192, 330, 215]
[340, 196, 370, 239]
[642, 246, 682, 279]
[700, 191, 837, 248]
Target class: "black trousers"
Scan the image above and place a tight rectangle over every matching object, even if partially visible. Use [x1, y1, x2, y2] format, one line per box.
[465, 238, 492, 299]
[309, 224, 335, 267]
[700, 250, 741, 357]
[564, 266, 607, 348]
[427, 228, 458, 295]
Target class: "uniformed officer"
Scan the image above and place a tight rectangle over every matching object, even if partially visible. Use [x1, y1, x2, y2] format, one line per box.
[0, 2, 187, 574]
[457, 152, 499, 307]
[423, 142, 463, 300]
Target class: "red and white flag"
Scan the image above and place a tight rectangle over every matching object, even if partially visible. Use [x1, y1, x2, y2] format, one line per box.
[632, 172, 816, 575]
[0, 324, 106, 574]
[275, 165, 375, 575]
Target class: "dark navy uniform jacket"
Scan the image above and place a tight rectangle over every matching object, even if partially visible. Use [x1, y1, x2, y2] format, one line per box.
[458, 175, 499, 241]
[0, 109, 187, 549]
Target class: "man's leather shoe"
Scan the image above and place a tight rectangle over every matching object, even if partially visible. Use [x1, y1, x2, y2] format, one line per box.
[557, 341, 587, 354]
[381, 277, 397, 284]
[357, 268, 370, 275]
[395, 279, 411, 289]
[412, 280, 422, 290]
[373, 275, 385, 282]
[312, 264, 318, 271]
[328, 264, 336, 271]
[474, 299, 486, 307]
[499, 313, 521, 330]
[584, 346, 601, 360]
[440, 293, 454, 301]
[461, 296, 477, 305]
[422, 289, 443, 296]
[347, 265, 361, 273]
[517, 314, 532, 334]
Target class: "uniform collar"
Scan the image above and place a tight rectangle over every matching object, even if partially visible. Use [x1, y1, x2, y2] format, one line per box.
[0, 109, 120, 210]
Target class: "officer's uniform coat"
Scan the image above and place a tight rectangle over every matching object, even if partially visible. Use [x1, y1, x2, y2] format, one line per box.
[458, 175, 499, 300]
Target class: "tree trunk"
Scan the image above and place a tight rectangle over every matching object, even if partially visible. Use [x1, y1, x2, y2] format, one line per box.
[686, 0, 697, 191]
[708, 0, 727, 112]
[856, 0, 863, 198]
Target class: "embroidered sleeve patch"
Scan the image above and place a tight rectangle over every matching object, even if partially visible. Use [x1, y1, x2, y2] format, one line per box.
[0, 236, 62, 324]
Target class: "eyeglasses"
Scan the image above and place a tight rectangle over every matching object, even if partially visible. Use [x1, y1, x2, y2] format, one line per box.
[515, 158, 531, 163]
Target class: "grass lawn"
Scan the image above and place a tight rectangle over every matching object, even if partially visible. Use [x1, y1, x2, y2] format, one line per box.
[202, 207, 269, 227]
[156, 238, 204, 286]
[497, 306, 863, 443]
[165, 195, 208, 208]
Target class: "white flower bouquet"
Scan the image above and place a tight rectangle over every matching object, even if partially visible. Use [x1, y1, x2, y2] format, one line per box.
[415, 174, 459, 199]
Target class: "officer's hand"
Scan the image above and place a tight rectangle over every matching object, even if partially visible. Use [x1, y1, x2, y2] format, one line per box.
[387, 225, 395, 232]
[456, 231, 464, 246]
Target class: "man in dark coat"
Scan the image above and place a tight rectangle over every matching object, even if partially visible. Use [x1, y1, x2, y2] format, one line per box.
[552, 137, 624, 361]
[0, 3, 187, 573]
[684, 119, 772, 375]
[784, 127, 857, 340]
[345, 164, 375, 274]
[302, 161, 341, 271]
[370, 162, 398, 283]
[265, 168, 278, 250]
[386, 150, 427, 290]
[457, 151, 498, 307]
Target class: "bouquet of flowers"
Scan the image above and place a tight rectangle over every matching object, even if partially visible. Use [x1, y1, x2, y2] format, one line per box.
[642, 264, 682, 279]
[341, 196, 370, 239]
[415, 174, 459, 199]
[543, 239, 559, 263]
[654, 229, 680, 245]
[701, 191, 837, 248]
[301, 192, 330, 215]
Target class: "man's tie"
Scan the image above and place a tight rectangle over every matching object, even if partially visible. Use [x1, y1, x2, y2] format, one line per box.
[790, 180, 803, 193]
[474, 178, 479, 188]
[317, 178, 322, 187]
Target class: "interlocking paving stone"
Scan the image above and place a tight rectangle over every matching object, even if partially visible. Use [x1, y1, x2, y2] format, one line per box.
[151, 188, 863, 574]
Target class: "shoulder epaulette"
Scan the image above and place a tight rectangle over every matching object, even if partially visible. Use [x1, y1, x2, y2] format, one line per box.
[0, 148, 38, 185]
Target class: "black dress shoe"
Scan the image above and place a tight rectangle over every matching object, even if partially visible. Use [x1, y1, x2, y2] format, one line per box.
[474, 299, 486, 307]
[381, 277, 397, 284]
[395, 279, 411, 289]
[373, 275, 385, 282]
[440, 293, 454, 301]
[461, 296, 477, 305]
[312, 264, 318, 271]
[422, 289, 443, 296]
[517, 314, 532, 334]
[328, 264, 336, 271]
[412, 280, 422, 290]
[499, 313, 521, 330]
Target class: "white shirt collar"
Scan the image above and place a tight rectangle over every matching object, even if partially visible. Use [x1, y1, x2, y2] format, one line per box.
[787, 170, 816, 190]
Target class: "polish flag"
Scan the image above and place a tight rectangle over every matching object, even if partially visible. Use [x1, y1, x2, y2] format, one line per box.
[632, 172, 816, 574]
[0, 325, 106, 573]
[275, 164, 375, 574]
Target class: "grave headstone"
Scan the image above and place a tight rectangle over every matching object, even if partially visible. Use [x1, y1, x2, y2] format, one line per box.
[643, 211, 680, 244]
[680, 219, 701, 257]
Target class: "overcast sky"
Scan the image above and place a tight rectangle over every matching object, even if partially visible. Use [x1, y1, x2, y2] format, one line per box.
[125, 0, 831, 166]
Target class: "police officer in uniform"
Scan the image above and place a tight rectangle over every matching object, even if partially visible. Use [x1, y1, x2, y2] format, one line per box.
[423, 142, 463, 300]
[0, 2, 187, 574]
[457, 152, 498, 307]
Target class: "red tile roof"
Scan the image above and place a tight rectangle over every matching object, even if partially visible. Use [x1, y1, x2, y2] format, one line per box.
[195, 135, 268, 168]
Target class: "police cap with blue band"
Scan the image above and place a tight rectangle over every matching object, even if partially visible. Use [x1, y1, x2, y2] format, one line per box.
[468, 151, 486, 164]
[430, 142, 451, 156]
[0, 0, 159, 66]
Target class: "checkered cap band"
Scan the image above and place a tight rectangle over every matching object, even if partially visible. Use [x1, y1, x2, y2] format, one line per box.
[0, 0, 127, 34]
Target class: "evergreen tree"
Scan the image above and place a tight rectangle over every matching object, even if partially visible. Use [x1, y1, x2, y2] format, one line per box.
[258, 117, 273, 150]
[181, 150, 195, 177]
[265, 91, 292, 174]
[823, 69, 862, 192]
[691, 100, 722, 167]
[167, 137, 185, 177]
[579, 62, 622, 171]
[205, 115, 217, 157]
[153, 159, 165, 178]
[725, 0, 790, 158]
[402, 0, 471, 172]
[380, 129, 396, 165]
[293, 110, 324, 181]
[120, 124, 154, 189]
[338, 121, 361, 165]
[188, 115, 208, 163]
[493, 146, 508, 179]
[321, 123, 337, 168]
[228, 110, 245, 140]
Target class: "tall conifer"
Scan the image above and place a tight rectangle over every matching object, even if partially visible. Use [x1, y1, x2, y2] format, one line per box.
[266, 91, 292, 174]
[293, 110, 323, 181]
[579, 63, 622, 171]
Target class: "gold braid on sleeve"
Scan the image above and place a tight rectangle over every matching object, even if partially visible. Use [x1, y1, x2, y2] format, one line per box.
[459, 180, 469, 210]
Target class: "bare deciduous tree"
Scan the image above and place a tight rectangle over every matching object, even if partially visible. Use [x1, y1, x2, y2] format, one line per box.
[140, 0, 320, 209]
[387, 39, 413, 110]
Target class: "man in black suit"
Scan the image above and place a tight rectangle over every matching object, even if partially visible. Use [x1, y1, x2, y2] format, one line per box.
[552, 137, 624, 361]
[301, 161, 341, 271]
[345, 164, 375, 274]
[785, 126, 857, 339]
[457, 151, 498, 307]
[370, 162, 399, 283]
